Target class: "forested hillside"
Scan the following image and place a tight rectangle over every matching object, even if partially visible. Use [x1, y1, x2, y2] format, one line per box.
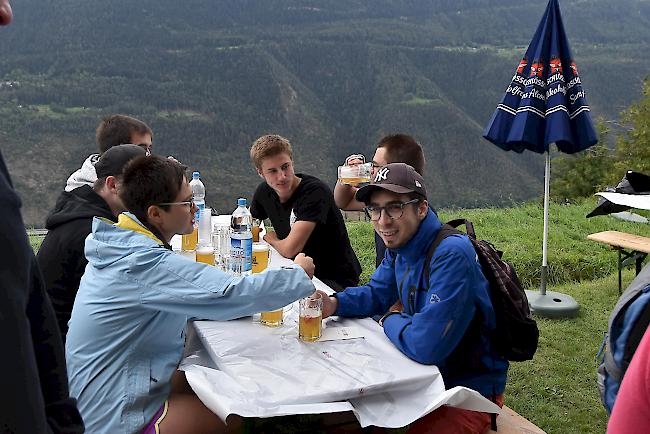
[1, 0, 648, 225]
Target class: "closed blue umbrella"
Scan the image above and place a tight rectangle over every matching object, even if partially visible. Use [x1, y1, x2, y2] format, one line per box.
[483, 0, 598, 318]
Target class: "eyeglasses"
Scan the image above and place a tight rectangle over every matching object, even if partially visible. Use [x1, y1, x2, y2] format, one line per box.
[157, 200, 195, 208]
[370, 161, 383, 169]
[364, 199, 420, 221]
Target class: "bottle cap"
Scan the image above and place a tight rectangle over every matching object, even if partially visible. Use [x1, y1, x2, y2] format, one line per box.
[192, 171, 200, 179]
[237, 198, 247, 206]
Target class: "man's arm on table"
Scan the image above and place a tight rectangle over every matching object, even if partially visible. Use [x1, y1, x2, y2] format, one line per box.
[381, 249, 479, 366]
[321, 258, 398, 318]
[137, 251, 315, 319]
[264, 220, 316, 258]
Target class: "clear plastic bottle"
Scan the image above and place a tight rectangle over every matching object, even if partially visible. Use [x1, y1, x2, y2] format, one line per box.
[230, 198, 253, 275]
[182, 171, 205, 251]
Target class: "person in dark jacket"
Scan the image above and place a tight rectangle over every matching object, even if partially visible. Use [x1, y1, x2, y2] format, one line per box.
[38, 144, 146, 340]
[321, 163, 508, 434]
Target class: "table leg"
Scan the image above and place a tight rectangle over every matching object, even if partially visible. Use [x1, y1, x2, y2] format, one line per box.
[618, 249, 623, 294]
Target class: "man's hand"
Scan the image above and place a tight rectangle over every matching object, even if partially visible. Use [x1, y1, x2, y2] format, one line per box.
[263, 231, 279, 244]
[388, 299, 403, 313]
[344, 154, 365, 167]
[318, 290, 338, 319]
[293, 253, 314, 279]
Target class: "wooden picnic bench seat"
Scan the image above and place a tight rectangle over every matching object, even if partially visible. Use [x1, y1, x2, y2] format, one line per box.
[485, 405, 546, 434]
[314, 404, 546, 433]
[587, 230, 650, 293]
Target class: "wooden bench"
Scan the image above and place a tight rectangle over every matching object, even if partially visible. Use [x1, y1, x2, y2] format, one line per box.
[311, 405, 546, 433]
[587, 230, 650, 293]
[486, 405, 546, 434]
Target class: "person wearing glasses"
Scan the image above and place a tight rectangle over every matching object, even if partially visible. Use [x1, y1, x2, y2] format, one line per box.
[65, 114, 154, 192]
[320, 163, 508, 434]
[334, 134, 426, 267]
[1, 2, 85, 432]
[249, 134, 361, 291]
[65, 155, 316, 434]
[38, 144, 147, 342]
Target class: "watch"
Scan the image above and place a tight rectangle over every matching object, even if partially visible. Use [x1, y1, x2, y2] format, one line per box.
[378, 311, 398, 327]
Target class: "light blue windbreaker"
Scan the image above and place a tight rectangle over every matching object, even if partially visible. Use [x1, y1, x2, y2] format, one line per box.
[66, 213, 314, 433]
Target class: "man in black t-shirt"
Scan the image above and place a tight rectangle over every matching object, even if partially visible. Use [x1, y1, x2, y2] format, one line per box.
[250, 134, 361, 291]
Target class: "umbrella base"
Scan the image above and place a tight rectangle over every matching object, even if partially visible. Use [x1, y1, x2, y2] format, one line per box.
[525, 290, 580, 319]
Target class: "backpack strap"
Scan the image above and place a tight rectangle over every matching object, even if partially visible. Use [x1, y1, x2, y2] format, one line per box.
[423, 224, 463, 290]
[446, 218, 476, 239]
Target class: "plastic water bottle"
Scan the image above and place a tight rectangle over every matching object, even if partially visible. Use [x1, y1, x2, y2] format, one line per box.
[182, 171, 205, 251]
[190, 171, 206, 219]
[230, 198, 253, 275]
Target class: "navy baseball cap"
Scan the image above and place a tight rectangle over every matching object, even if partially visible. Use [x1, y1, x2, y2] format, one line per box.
[355, 162, 427, 203]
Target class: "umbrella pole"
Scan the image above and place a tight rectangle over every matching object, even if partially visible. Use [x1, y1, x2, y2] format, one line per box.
[540, 151, 550, 295]
[525, 149, 580, 318]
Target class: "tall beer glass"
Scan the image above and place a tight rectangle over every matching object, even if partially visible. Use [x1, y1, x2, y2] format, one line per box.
[299, 293, 323, 342]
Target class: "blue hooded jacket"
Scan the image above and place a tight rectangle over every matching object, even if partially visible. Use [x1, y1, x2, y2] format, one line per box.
[66, 213, 314, 433]
[335, 210, 508, 397]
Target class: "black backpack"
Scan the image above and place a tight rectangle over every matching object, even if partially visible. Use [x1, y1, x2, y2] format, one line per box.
[424, 219, 539, 362]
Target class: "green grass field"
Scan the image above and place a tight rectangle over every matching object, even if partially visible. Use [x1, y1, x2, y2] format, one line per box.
[30, 199, 649, 433]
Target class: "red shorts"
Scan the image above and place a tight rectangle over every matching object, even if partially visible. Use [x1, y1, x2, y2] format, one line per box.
[407, 394, 504, 434]
[141, 400, 168, 434]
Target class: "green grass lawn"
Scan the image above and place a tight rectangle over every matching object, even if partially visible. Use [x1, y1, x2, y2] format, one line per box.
[30, 199, 647, 433]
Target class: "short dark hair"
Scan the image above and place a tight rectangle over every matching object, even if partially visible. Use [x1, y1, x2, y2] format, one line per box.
[120, 156, 186, 224]
[377, 134, 425, 174]
[96, 114, 153, 154]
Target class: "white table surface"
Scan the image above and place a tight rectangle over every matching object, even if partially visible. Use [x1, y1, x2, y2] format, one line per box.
[180, 223, 499, 428]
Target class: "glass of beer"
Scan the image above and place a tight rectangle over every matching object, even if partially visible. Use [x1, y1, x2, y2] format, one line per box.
[338, 162, 372, 187]
[182, 226, 198, 251]
[299, 293, 323, 342]
[252, 242, 270, 274]
[260, 308, 283, 327]
[251, 218, 262, 242]
[195, 245, 215, 266]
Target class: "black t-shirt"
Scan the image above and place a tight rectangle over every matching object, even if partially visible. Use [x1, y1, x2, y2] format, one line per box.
[251, 174, 361, 289]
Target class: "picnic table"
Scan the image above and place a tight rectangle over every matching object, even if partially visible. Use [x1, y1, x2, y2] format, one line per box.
[587, 230, 650, 293]
[179, 237, 499, 429]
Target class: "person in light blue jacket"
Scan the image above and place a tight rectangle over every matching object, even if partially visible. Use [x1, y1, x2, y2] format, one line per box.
[66, 155, 315, 434]
[320, 163, 508, 434]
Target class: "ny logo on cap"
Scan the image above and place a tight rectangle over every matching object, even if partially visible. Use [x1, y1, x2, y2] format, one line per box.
[415, 180, 422, 188]
[374, 167, 389, 183]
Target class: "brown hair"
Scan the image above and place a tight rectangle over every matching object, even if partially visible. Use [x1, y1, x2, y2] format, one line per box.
[377, 134, 425, 175]
[250, 134, 293, 170]
[96, 114, 153, 154]
[119, 156, 186, 225]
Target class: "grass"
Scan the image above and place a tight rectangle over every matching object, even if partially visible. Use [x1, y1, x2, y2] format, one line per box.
[30, 198, 647, 433]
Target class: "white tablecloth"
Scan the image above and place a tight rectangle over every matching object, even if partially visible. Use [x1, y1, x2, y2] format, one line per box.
[179, 245, 500, 428]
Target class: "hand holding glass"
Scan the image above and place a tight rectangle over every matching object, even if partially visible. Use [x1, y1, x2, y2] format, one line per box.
[338, 162, 371, 187]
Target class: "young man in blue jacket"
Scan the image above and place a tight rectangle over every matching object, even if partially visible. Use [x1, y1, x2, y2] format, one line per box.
[321, 163, 508, 434]
[66, 155, 316, 434]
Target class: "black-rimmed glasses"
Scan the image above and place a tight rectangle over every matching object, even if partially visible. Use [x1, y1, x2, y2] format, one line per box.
[364, 198, 420, 221]
[157, 200, 195, 208]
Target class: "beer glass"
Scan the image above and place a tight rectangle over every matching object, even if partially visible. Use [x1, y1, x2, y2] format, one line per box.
[251, 218, 262, 242]
[195, 245, 215, 266]
[253, 242, 282, 326]
[181, 227, 198, 251]
[252, 242, 270, 274]
[299, 293, 323, 342]
[337, 162, 372, 187]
